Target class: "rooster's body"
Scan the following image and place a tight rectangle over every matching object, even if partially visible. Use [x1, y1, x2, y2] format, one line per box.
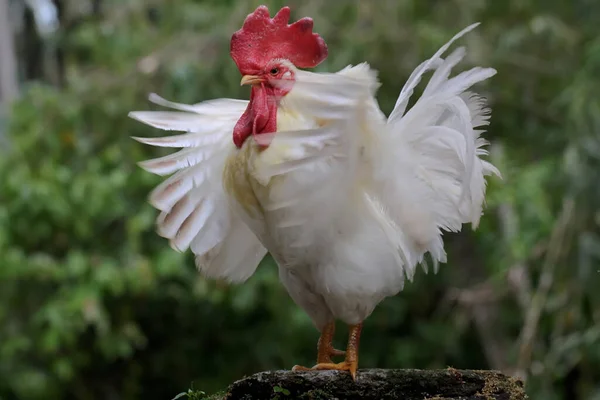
[130, 6, 499, 378]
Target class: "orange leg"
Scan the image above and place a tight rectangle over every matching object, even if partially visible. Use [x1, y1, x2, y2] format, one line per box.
[293, 323, 363, 381]
[317, 321, 346, 363]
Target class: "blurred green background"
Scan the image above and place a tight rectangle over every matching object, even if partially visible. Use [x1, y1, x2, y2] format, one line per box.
[1, 0, 599, 399]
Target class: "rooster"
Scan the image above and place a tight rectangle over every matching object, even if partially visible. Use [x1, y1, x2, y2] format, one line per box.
[129, 5, 500, 380]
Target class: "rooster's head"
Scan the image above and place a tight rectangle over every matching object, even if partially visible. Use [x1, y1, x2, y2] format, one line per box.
[230, 5, 328, 147]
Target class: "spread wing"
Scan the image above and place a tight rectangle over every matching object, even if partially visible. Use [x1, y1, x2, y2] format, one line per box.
[253, 23, 499, 280]
[130, 94, 267, 283]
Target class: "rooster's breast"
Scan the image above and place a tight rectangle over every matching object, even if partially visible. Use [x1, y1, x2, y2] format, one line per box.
[223, 107, 406, 328]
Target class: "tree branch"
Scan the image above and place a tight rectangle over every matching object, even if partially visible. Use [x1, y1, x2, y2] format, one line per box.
[0, 0, 19, 106]
[515, 197, 575, 381]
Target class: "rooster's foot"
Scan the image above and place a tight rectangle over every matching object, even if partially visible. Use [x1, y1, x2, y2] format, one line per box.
[293, 323, 362, 381]
[292, 360, 358, 381]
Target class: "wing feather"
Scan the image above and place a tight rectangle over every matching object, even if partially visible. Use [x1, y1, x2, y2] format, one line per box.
[130, 94, 266, 283]
[137, 146, 218, 176]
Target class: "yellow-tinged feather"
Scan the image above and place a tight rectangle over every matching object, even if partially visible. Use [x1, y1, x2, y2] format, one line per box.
[223, 102, 327, 221]
[222, 141, 264, 218]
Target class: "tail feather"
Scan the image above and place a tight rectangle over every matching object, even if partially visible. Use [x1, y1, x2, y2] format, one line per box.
[372, 23, 499, 274]
[389, 22, 481, 123]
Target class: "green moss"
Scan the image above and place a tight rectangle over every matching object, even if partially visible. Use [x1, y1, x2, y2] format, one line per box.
[476, 371, 528, 400]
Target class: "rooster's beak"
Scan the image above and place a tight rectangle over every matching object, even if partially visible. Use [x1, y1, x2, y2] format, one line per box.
[240, 75, 263, 86]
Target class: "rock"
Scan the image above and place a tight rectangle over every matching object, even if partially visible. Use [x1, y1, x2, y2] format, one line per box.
[222, 368, 528, 400]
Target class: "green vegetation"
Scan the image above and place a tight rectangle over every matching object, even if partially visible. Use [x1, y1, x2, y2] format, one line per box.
[0, 0, 599, 399]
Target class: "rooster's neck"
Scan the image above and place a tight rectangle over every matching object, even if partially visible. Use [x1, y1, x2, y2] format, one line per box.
[233, 85, 280, 148]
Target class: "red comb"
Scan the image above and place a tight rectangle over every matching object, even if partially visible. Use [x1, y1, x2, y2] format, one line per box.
[230, 6, 328, 75]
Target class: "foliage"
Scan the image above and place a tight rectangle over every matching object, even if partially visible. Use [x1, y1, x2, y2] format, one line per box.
[0, 0, 599, 399]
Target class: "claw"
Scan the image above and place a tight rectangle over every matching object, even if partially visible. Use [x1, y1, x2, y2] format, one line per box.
[349, 362, 358, 381]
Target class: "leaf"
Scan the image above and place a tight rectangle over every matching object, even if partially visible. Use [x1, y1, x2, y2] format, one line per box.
[273, 386, 290, 396]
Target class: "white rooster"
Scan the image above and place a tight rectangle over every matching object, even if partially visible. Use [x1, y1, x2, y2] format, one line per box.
[129, 5, 500, 380]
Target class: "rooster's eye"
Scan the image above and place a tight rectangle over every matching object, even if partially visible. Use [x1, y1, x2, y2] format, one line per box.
[270, 68, 279, 75]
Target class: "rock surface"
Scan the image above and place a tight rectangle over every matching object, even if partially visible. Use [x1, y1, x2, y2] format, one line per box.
[222, 368, 528, 400]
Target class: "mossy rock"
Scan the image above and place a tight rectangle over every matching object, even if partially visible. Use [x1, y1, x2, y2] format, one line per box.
[215, 368, 528, 400]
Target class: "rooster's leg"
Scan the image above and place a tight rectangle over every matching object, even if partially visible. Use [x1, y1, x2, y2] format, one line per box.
[293, 323, 362, 381]
[317, 321, 345, 363]
[293, 321, 345, 370]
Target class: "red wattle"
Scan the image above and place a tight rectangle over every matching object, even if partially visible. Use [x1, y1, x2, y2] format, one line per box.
[233, 85, 278, 148]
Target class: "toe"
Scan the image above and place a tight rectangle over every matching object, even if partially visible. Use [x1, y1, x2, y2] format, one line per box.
[330, 348, 346, 357]
[312, 362, 343, 371]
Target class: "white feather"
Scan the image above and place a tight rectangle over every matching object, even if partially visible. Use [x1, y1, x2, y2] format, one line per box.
[131, 23, 500, 329]
[130, 94, 266, 283]
[226, 23, 499, 327]
[195, 217, 268, 283]
[388, 22, 480, 123]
